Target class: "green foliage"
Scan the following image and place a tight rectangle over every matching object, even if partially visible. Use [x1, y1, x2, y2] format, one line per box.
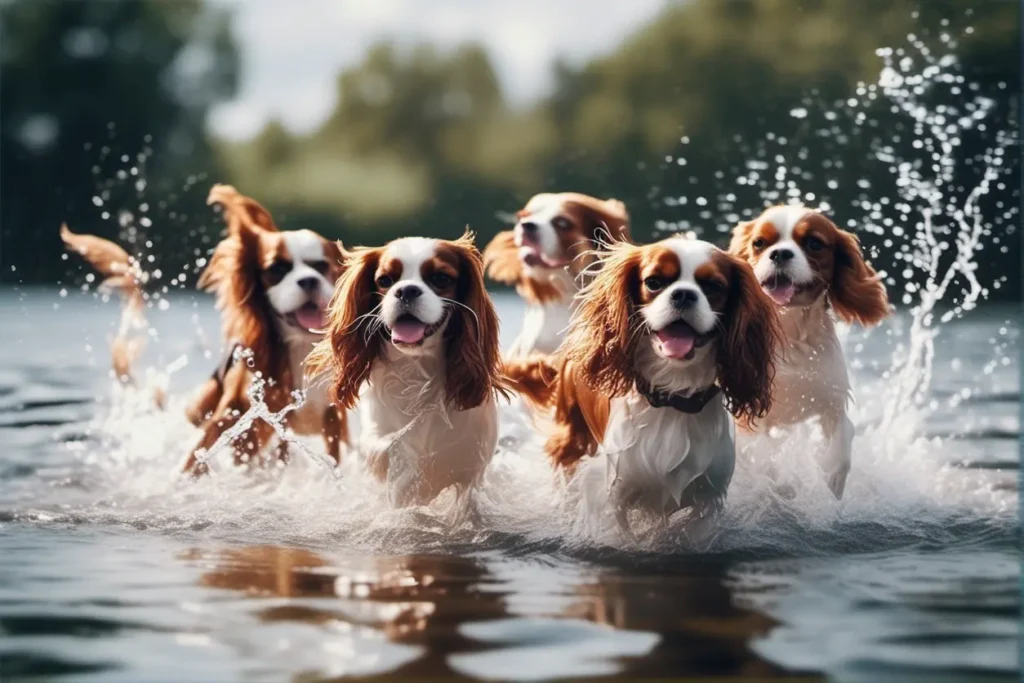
[1, 0, 239, 281]
[2, 0, 1018, 300]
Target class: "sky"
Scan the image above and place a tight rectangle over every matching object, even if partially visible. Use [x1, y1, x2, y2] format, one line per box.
[208, 0, 669, 141]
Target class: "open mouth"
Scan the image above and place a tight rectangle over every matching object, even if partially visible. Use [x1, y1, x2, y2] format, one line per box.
[518, 244, 569, 268]
[389, 312, 448, 346]
[760, 273, 811, 306]
[653, 320, 712, 360]
[285, 301, 326, 333]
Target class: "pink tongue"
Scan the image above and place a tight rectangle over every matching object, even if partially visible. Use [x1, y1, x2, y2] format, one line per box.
[295, 306, 325, 330]
[518, 245, 568, 268]
[519, 246, 544, 267]
[765, 282, 796, 305]
[392, 319, 427, 344]
[655, 322, 697, 359]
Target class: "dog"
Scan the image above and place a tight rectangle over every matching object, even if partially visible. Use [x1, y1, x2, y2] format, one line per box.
[729, 205, 889, 498]
[179, 185, 347, 474]
[63, 186, 348, 474]
[506, 235, 780, 529]
[306, 231, 507, 508]
[483, 193, 630, 357]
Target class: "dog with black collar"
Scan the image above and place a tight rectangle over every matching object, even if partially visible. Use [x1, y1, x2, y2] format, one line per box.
[505, 235, 781, 531]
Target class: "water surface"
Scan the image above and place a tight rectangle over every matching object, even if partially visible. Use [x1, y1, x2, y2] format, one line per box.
[0, 288, 1018, 681]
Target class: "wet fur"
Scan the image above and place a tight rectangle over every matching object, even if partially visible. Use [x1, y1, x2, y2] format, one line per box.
[179, 185, 347, 474]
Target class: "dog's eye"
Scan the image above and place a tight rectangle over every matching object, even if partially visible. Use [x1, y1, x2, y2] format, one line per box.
[376, 274, 394, 288]
[805, 237, 825, 252]
[644, 277, 665, 292]
[309, 260, 330, 275]
[429, 273, 454, 289]
[752, 238, 767, 251]
[552, 217, 571, 231]
[266, 259, 292, 278]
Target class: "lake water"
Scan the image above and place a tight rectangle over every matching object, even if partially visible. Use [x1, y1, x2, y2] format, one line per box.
[0, 287, 1018, 682]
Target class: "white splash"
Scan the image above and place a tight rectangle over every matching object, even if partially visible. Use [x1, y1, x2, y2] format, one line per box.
[39, 24, 1018, 557]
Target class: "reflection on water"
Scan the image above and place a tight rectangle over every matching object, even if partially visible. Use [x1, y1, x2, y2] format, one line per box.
[188, 545, 508, 678]
[0, 291, 1017, 680]
[565, 566, 815, 680]
[184, 544, 819, 681]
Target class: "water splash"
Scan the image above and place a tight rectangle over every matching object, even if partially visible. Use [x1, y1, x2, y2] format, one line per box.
[24, 20, 1019, 557]
[189, 348, 342, 476]
[647, 20, 1018, 552]
[871, 38, 1016, 424]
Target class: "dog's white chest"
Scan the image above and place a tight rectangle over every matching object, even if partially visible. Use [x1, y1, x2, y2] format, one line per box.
[597, 394, 735, 512]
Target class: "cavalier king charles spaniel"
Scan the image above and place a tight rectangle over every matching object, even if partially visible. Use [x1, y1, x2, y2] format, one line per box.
[306, 231, 507, 508]
[62, 188, 347, 475]
[730, 205, 889, 498]
[180, 185, 347, 474]
[507, 236, 780, 529]
[483, 193, 630, 357]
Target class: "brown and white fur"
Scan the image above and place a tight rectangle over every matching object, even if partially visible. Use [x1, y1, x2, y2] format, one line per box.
[60, 224, 150, 388]
[483, 193, 630, 357]
[507, 236, 780, 529]
[307, 232, 507, 508]
[730, 205, 889, 499]
[180, 185, 347, 474]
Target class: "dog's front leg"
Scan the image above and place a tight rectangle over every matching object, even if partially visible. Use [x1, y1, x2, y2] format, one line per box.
[822, 413, 854, 499]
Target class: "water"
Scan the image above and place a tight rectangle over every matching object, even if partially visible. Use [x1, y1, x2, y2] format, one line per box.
[0, 287, 1018, 681]
[3, 17, 1020, 680]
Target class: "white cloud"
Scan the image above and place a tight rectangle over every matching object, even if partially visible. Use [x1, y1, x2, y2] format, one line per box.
[207, 0, 667, 140]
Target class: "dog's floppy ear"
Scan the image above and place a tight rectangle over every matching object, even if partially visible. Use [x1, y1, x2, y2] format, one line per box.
[322, 239, 347, 284]
[306, 247, 384, 410]
[563, 194, 631, 246]
[714, 251, 781, 428]
[728, 220, 757, 261]
[563, 242, 641, 397]
[444, 229, 508, 410]
[830, 229, 889, 326]
[208, 184, 278, 233]
[482, 230, 520, 286]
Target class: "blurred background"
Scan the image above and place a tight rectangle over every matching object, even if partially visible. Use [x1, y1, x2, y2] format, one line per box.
[1, 0, 1019, 299]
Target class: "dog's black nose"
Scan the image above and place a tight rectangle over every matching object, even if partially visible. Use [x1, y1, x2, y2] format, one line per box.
[394, 285, 422, 303]
[770, 248, 794, 263]
[520, 221, 538, 233]
[671, 288, 699, 308]
[296, 277, 320, 292]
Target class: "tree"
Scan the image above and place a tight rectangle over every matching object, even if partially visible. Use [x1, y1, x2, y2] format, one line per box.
[0, 0, 239, 283]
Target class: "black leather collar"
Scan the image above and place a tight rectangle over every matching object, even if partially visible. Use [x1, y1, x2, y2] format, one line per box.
[635, 377, 721, 414]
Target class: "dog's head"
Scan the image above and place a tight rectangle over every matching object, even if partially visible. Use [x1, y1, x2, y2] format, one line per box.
[308, 231, 505, 411]
[730, 206, 889, 326]
[199, 185, 343, 360]
[484, 193, 630, 302]
[565, 236, 780, 425]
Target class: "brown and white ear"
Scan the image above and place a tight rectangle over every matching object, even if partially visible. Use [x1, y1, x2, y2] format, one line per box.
[323, 239, 347, 283]
[563, 242, 641, 397]
[830, 229, 889, 326]
[482, 230, 521, 285]
[566, 195, 631, 247]
[715, 251, 781, 427]
[208, 184, 278, 233]
[728, 220, 756, 261]
[445, 230, 508, 410]
[595, 198, 631, 244]
[305, 247, 384, 410]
